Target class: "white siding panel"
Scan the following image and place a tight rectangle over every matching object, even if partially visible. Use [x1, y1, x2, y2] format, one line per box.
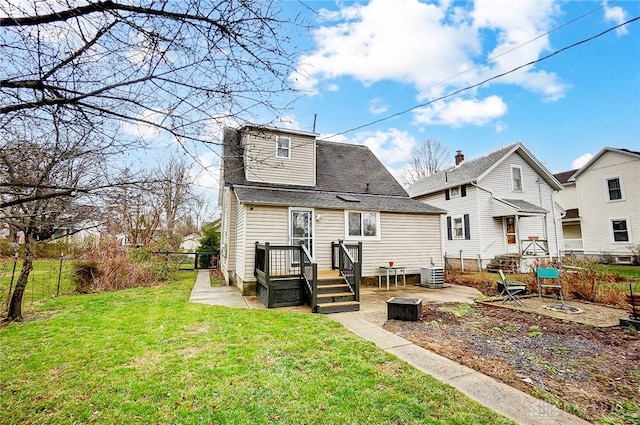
[235, 201, 246, 280]
[242, 130, 316, 186]
[480, 152, 560, 257]
[575, 151, 640, 255]
[314, 208, 345, 269]
[356, 213, 443, 277]
[222, 188, 238, 276]
[243, 205, 289, 280]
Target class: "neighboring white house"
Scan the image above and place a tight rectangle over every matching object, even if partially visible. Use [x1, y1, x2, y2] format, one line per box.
[219, 123, 445, 312]
[179, 233, 201, 251]
[555, 147, 640, 264]
[406, 143, 564, 272]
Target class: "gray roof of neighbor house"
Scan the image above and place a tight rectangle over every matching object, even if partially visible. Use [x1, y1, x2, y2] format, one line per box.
[553, 169, 578, 185]
[222, 126, 445, 214]
[406, 142, 563, 198]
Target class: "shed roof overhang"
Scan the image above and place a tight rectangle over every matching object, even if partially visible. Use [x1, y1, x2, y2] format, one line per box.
[490, 197, 548, 218]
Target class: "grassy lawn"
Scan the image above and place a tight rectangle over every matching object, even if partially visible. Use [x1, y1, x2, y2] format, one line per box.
[1, 272, 514, 425]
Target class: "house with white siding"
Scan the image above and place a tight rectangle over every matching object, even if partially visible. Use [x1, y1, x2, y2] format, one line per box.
[406, 143, 564, 273]
[554, 147, 640, 264]
[219, 123, 445, 313]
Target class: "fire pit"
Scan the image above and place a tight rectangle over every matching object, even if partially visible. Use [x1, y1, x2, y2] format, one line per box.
[545, 304, 583, 314]
[387, 297, 422, 321]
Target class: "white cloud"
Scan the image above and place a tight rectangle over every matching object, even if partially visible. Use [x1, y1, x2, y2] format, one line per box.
[276, 115, 302, 130]
[291, 0, 568, 126]
[122, 109, 165, 141]
[351, 128, 417, 166]
[572, 153, 593, 169]
[413, 95, 507, 127]
[369, 97, 389, 115]
[191, 151, 220, 190]
[603, 1, 629, 36]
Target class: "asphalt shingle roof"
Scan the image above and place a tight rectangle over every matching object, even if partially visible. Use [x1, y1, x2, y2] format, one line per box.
[406, 144, 518, 197]
[553, 169, 578, 185]
[222, 126, 443, 215]
[223, 127, 408, 197]
[233, 186, 445, 214]
[500, 198, 548, 214]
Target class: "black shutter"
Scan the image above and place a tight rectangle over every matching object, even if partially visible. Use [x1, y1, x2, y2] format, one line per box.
[461, 185, 466, 197]
[464, 214, 471, 240]
[445, 189, 450, 200]
[446, 216, 452, 240]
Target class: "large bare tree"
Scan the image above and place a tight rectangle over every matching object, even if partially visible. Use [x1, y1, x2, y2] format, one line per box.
[402, 138, 451, 185]
[1, 112, 110, 321]
[157, 156, 194, 244]
[0, 0, 301, 172]
[0, 1, 301, 320]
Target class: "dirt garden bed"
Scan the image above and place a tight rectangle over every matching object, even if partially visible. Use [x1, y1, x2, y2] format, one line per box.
[383, 301, 640, 424]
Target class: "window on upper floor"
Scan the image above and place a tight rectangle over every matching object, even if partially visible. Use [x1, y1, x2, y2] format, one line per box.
[511, 165, 523, 192]
[606, 178, 623, 201]
[444, 185, 466, 200]
[346, 211, 379, 239]
[276, 136, 290, 158]
[611, 219, 630, 242]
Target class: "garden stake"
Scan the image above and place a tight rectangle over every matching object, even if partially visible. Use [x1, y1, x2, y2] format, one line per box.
[56, 253, 64, 296]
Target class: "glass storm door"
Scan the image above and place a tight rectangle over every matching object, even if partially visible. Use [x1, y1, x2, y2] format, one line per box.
[505, 216, 518, 254]
[290, 209, 313, 262]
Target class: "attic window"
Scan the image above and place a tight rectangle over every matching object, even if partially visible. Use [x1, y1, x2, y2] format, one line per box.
[337, 194, 360, 202]
[276, 136, 290, 158]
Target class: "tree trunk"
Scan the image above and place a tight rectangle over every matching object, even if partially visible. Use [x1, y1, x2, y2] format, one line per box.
[6, 233, 34, 322]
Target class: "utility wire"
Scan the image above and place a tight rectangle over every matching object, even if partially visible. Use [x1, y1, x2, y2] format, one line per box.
[326, 15, 639, 139]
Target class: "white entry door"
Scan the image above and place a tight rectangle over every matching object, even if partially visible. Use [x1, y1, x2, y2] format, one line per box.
[290, 208, 314, 259]
[504, 216, 518, 254]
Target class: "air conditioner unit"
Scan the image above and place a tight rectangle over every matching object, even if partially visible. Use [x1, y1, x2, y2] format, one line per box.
[420, 267, 445, 288]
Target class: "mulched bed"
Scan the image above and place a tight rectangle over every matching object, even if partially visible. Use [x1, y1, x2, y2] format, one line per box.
[383, 302, 640, 424]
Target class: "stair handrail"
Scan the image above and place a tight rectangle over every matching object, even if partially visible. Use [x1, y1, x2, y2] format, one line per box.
[335, 240, 361, 302]
[299, 243, 318, 311]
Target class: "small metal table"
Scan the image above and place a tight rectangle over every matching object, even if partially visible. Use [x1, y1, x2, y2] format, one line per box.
[378, 266, 406, 290]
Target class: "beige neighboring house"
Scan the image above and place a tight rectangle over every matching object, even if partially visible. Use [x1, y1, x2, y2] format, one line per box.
[219, 123, 445, 313]
[554, 147, 640, 264]
[406, 143, 564, 273]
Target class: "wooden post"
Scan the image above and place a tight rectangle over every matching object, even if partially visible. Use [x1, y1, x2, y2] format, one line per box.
[311, 263, 318, 312]
[264, 242, 270, 284]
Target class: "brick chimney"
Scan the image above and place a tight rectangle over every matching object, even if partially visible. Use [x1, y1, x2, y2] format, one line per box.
[455, 150, 464, 165]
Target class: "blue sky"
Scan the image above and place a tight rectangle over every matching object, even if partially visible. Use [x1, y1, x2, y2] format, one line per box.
[264, 0, 640, 182]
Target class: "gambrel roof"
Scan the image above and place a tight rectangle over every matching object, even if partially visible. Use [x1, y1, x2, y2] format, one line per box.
[406, 142, 563, 198]
[222, 126, 445, 215]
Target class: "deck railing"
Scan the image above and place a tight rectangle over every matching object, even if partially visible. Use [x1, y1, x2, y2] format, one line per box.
[331, 240, 362, 301]
[562, 239, 584, 252]
[254, 242, 302, 280]
[520, 238, 549, 256]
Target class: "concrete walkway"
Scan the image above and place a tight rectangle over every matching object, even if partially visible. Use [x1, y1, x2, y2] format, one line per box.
[189, 270, 590, 425]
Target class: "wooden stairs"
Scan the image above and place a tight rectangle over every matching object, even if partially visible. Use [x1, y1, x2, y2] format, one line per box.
[485, 255, 520, 274]
[314, 270, 360, 314]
